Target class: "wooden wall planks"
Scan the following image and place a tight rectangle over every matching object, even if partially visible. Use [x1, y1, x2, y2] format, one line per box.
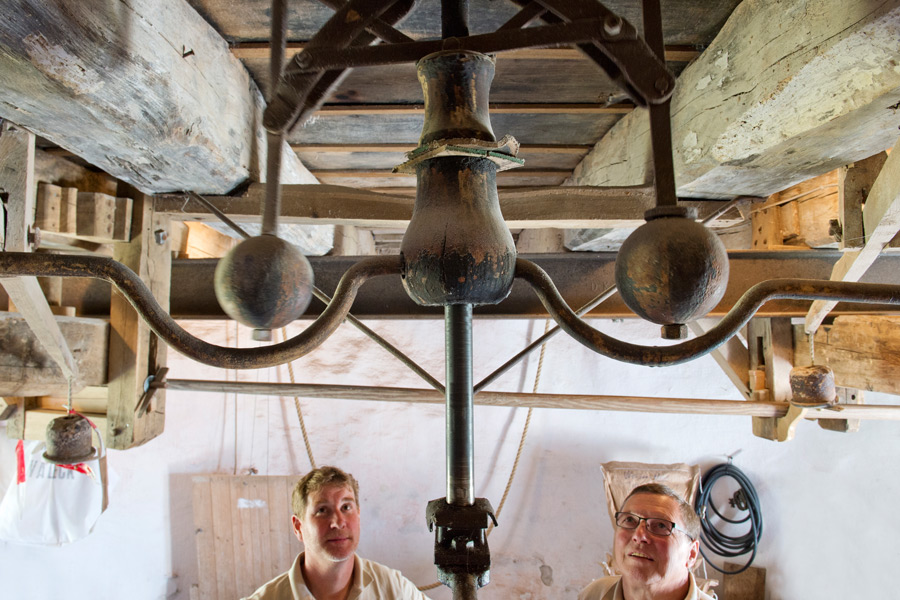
[192, 475, 302, 600]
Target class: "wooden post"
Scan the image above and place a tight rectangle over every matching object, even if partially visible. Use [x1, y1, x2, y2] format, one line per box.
[749, 318, 794, 440]
[0, 123, 78, 383]
[106, 188, 169, 449]
[688, 319, 751, 400]
[840, 153, 888, 249]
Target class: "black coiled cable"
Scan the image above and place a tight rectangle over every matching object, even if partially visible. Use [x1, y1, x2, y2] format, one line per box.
[694, 462, 763, 575]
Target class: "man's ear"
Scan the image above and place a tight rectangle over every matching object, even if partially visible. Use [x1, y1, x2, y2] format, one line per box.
[685, 539, 700, 570]
[292, 515, 304, 544]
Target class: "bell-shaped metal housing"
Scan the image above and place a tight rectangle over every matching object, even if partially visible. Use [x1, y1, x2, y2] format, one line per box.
[400, 51, 516, 306]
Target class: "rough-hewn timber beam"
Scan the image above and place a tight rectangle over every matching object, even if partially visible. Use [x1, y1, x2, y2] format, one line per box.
[569, 0, 900, 199]
[805, 142, 900, 332]
[154, 184, 744, 229]
[0, 0, 316, 194]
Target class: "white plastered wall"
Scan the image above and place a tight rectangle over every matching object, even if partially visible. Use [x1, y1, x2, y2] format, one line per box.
[1, 317, 897, 599]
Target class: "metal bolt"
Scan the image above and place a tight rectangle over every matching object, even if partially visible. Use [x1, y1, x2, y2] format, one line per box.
[27, 225, 41, 249]
[295, 51, 311, 69]
[603, 16, 623, 36]
[253, 328, 273, 342]
[661, 323, 687, 340]
[154, 228, 168, 245]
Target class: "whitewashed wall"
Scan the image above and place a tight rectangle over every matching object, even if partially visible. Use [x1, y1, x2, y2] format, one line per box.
[1, 317, 897, 599]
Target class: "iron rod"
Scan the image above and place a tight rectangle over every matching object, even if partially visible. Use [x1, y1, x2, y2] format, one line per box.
[5, 252, 900, 369]
[473, 195, 745, 392]
[442, 0, 469, 38]
[310, 286, 445, 393]
[445, 304, 475, 506]
[642, 0, 677, 207]
[262, 131, 283, 236]
[450, 573, 478, 600]
[185, 192, 251, 240]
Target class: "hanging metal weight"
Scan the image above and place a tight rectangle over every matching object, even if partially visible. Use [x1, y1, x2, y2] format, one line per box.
[399, 51, 517, 307]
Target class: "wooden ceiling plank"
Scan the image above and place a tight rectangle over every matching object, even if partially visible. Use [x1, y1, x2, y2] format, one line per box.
[805, 141, 900, 333]
[570, 0, 900, 199]
[312, 103, 633, 115]
[154, 183, 743, 230]
[0, 0, 315, 194]
[231, 44, 699, 63]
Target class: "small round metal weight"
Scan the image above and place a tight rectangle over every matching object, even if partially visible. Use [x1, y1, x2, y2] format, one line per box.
[214, 235, 314, 333]
[789, 365, 838, 408]
[615, 206, 729, 328]
[43, 413, 96, 464]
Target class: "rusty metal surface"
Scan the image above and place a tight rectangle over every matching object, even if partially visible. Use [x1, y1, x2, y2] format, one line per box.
[426, 497, 496, 590]
[213, 235, 314, 331]
[417, 51, 496, 144]
[401, 51, 516, 306]
[401, 157, 516, 306]
[615, 211, 729, 326]
[264, 0, 413, 133]
[0, 252, 403, 369]
[789, 365, 837, 407]
[39, 252, 900, 319]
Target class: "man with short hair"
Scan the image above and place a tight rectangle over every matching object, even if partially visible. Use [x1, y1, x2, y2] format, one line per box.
[243, 466, 431, 600]
[578, 483, 714, 600]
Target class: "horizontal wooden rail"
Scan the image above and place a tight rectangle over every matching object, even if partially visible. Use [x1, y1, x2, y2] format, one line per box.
[161, 380, 900, 421]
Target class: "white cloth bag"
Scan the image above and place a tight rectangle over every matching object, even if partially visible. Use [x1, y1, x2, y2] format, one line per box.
[0, 431, 108, 545]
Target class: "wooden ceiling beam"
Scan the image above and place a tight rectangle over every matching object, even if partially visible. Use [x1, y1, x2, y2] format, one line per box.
[0, 0, 315, 194]
[570, 0, 900, 199]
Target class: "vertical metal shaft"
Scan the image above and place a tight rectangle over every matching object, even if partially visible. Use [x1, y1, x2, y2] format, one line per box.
[450, 573, 478, 600]
[263, 0, 289, 236]
[642, 0, 677, 208]
[442, 0, 469, 38]
[445, 303, 475, 506]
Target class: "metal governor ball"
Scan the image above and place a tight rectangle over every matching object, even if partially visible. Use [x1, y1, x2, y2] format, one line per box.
[614, 207, 729, 333]
[214, 235, 314, 337]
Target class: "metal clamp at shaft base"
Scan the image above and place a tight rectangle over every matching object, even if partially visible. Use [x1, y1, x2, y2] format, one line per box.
[426, 497, 497, 589]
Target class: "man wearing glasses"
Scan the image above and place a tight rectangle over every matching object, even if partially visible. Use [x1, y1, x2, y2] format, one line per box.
[579, 483, 713, 600]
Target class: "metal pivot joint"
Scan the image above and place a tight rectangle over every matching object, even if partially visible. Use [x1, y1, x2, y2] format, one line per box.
[426, 497, 497, 592]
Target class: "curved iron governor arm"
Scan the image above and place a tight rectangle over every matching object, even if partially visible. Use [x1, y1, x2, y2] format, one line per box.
[515, 258, 900, 367]
[0, 252, 402, 370]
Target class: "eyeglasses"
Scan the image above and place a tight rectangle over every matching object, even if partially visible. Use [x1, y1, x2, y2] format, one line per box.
[615, 511, 694, 540]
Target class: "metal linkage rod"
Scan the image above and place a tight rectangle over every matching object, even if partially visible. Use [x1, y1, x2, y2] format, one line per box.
[473, 198, 747, 392]
[185, 192, 252, 240]
[0, 252, 401, 370]
[515, 257, 900, 367]
[178, 194, 444, 391]
[445, 304, 475, 506]
[310, 286, 445, 393]
[642, 0, 677, 207]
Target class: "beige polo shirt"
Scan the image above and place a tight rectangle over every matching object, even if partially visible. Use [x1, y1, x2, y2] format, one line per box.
[578, 573, 715, 600]
[242, 553, 431, 600]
